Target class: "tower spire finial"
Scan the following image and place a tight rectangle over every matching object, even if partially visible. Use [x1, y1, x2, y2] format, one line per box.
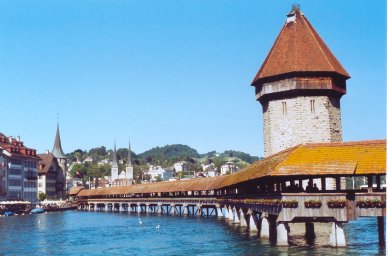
[292, 3, 300, 11]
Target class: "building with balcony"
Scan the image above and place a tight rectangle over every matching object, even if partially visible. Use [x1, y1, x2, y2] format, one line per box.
[0, 133, 39, 204]
[0, 147, 6, 200]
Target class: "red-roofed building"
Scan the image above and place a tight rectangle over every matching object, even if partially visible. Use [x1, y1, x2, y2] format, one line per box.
[0, 147, 6, 200]
[0, 133, 39, 203]
[37, 152, 66, 199]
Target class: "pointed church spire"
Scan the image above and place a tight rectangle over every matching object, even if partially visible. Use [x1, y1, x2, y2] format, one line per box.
[52, 122, 67, 159]
[112, 140, 118, 168]
[125, 137, 134, 181]
[127, 138, 132, 167]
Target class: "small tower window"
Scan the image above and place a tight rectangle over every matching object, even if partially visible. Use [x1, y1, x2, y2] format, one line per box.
[310, 99, 315, 113]
[282, 102, 287, 115]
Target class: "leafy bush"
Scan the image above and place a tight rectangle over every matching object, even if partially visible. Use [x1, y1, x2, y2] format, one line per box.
[38, 192, 46, 202]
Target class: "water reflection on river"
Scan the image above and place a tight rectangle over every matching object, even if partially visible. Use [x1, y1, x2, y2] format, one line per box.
[0, 211, 385, 255]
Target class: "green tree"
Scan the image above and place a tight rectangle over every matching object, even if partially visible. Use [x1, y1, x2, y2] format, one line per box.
[74, 152, 82, 162]
[67, 149, 87, 162]
[89, 146, 106, 157]
[101, 164, 111, 177]
[86, 163, 101, 178]
[88, 146, 107, 162]
[213, 157, 225, 173]
[133, 165, 146, 182]
[187, 161, 202, 175]
[38, 192, 46, 201]
[222, 150, 260, 164]
[70, 163, 87, 178]
[118, 163, 126, 173]
[117, 148, 137, 163]
[139, 144, 200, 162]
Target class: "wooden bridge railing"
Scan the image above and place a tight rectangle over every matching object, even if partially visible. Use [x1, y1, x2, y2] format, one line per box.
[77, 192, 386, 222]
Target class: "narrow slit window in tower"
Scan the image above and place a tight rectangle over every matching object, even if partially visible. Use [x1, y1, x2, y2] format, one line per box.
[310, 99, 315, 114]
[282, 102, 287, 115]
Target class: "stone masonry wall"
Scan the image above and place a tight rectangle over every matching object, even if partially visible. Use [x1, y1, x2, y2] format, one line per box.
[262, 95, 342, 157]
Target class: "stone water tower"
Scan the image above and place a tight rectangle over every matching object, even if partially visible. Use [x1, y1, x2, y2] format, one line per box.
[252, 6, 350, 157]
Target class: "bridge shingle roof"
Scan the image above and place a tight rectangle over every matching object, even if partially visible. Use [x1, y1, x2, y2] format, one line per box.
[77, 140, 386, 197]
[68, 186, 84, 196]
[271, 140, 386, 176]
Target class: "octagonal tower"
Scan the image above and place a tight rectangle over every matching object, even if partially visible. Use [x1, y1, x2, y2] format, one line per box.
[252, 6, 350, 157]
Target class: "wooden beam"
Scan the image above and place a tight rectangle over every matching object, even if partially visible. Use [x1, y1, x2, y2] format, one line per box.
[378, 216, 385, 246]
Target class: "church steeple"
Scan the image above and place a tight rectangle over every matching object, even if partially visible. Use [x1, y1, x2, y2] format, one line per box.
[52, 123, 67, 159]
[111, 140, 119, 181]
[125, 138, 134, 180]
[51, 122, 67, 191]
[112, 140, 118, 168]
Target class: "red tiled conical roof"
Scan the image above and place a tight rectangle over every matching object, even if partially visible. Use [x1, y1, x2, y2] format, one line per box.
[252, 7, 350, 86]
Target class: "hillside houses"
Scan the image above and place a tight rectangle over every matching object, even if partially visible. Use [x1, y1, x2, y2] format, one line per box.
[147, 165, 174, 182]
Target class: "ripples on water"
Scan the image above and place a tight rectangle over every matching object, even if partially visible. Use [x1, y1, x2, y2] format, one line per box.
[0, 211, 385, 256]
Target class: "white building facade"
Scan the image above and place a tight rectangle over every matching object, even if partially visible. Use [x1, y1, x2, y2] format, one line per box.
[220, 162, 237, 175]
[148, 165, 174, 181]
[0, 133, 39, 204]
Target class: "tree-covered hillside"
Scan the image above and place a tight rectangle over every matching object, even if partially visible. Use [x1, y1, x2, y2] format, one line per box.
[66, 144, 261, 181]
[139, 144, 200, 162]
[222, 150, 261, 164]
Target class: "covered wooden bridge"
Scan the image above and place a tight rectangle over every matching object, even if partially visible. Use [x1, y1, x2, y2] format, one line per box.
[74, 140, 386, 247]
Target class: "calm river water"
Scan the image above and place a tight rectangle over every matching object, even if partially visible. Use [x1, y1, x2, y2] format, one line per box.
[0, 211, 385, 255]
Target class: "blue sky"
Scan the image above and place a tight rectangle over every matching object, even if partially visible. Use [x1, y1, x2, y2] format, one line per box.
[0, 0, 386, 156]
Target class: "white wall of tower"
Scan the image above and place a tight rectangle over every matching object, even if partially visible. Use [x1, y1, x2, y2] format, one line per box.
[111, 167, 118, 181]
[126, 166, 133, 180]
